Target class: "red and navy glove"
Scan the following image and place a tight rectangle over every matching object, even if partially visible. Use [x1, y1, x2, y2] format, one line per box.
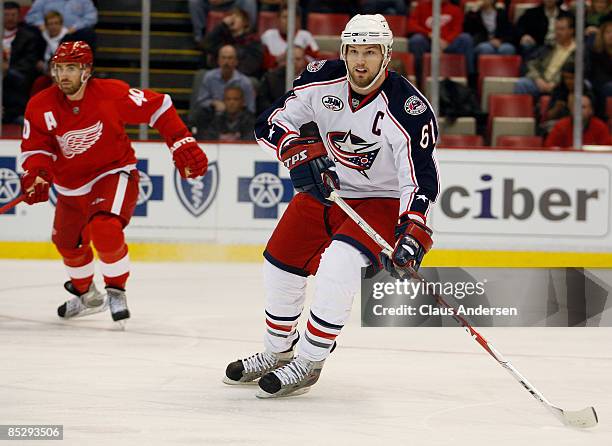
[20, 167, 53, 205]
[279, 136, 339, 206]
[380, 214, 433, 277]
[170, 136, 208, 179]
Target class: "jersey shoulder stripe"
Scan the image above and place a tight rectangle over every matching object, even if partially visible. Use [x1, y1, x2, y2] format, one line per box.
[293, 59, 346, 89]
[381, 71, 436, 130]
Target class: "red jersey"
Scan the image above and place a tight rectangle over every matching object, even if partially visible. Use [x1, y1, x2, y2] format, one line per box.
[406, 0, 464, 43]
[20, 78, 190, 196]
[544, 116, 612, 148]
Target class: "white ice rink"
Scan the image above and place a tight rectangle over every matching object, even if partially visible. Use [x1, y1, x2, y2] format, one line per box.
[1, 260, 611, 445]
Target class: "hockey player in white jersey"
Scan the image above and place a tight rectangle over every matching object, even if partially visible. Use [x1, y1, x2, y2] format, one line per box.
[224, 14, 440, 397]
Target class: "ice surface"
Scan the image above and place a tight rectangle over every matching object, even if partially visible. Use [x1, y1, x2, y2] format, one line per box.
[1, 260, 610, 445]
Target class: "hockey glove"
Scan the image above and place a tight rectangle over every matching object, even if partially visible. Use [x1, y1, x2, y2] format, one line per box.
[380, 214, 433, 277]
[279, 136, 339, 206]
[170, 136, 208, 179]
[20, 167, 53, 205]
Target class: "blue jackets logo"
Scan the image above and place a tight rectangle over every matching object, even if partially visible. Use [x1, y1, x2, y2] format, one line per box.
[238, 161, 293, 218]
[0, 157, 21, 215]
[175, 162, 219, 217]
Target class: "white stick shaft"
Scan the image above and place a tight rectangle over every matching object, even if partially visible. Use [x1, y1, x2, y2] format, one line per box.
[328, 191, 597, 428]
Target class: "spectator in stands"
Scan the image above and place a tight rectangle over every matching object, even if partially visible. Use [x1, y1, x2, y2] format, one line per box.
[200, 8, 263, 77]
[25, 0, 97, 49]
[587, 13, 612, 118]
[30, 11, 69, 97]
[515, 0, 570, 60]
[545, 94, 612, 147]
[361, 0, 407, 15]
[514, 15, 576, 98]
[541, 62, 592, 132]
[41, 11, 69, 69]
[195, 44, 255, 127]
[258, 45, 307, 113]
[463, 0, 516, 56]
[261, 4, 319, 70]
[586, 0, 611, 37]
[407, 0, 475, 82]
[3, 2, 43, 124]
[188, 0, 257, 45]
[198, 85, 255, 141]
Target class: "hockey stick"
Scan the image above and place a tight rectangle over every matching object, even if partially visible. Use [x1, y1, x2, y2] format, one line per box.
[328, 190, 598, 428]
[0, 195, 24, 214]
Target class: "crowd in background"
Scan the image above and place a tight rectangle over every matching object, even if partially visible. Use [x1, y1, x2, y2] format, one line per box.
[3, 0, 611, 147]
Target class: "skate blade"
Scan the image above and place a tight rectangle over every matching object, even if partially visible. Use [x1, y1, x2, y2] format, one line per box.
[114, 320, 127, 331]
[255, 387, 311, 399]
[222, 377, 259, 386]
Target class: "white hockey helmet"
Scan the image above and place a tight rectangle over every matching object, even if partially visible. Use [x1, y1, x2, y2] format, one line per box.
[340, 14, 394, 91]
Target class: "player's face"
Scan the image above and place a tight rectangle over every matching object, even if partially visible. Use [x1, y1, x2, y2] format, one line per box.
[345, 45, 384, 88]
[54, 63, 86, 95]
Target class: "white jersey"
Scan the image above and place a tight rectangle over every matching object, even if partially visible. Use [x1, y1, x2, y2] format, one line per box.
[254, 59, 440, 223]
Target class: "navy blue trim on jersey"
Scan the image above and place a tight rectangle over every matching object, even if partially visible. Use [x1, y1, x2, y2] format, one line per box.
[381, 72, 440, 216]
[263, 250, 310, 277]
[332, 234, 379, 268]
[293, 59, 346, 89]
[254, 60, 346, 148]
[254, 90, 296, 149]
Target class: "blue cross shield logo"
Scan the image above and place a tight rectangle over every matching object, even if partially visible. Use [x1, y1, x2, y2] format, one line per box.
[174, 162, 219, 217]
[238, 161, 293, 219]
[0, 157, 21, 215]
[135, 159, 163, 217]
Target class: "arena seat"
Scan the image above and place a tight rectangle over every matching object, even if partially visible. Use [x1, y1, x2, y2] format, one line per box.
[496, 135, 544, 147]
[257, 11, 280, 35]
[385, 15, 407, 38]
[439, 134, 485, 147]
[510, 0, 539, 23]
[488, 94, 535, 144]
[206, 10, 231, 31]
[478, 55, 521, 94]
[307, 13, 349, 36]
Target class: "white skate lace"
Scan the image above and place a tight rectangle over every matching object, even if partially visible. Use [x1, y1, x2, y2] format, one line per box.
[273, 357, 311, 385]
[243, 352, 277, 374]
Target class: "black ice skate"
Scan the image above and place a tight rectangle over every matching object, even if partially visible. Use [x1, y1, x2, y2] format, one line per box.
[224, 336, 299, 385]
[256, 356, 325, 398]
[106, 286, 130, 324]
[57, 281, 107, 319]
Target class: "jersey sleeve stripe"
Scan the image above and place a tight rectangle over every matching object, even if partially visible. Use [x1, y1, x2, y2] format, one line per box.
[149, 94, 173, 126]
[293, 77, 345, 92]
[19, 150, 57, 170]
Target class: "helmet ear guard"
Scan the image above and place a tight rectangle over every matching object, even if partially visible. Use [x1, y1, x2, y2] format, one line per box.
[340, 14, 394, 91]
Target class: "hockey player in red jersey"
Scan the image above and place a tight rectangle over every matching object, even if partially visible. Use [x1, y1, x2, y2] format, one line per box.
[224, 15, 440, 397]
[20, 41, 208, 324]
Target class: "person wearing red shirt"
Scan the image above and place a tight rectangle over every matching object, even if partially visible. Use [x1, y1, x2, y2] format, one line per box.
[407, 0, 475, 83]
[20, 41, 208, 324]
[545, 94, 612, 148]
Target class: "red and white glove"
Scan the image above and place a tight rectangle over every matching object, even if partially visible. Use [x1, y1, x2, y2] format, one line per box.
[379, 214, 433, 276]
[170, 137, 208, 179]
[20, 167, 53, 205]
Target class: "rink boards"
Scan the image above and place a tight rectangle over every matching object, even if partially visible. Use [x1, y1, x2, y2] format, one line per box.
[1, 140, 611, 266]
